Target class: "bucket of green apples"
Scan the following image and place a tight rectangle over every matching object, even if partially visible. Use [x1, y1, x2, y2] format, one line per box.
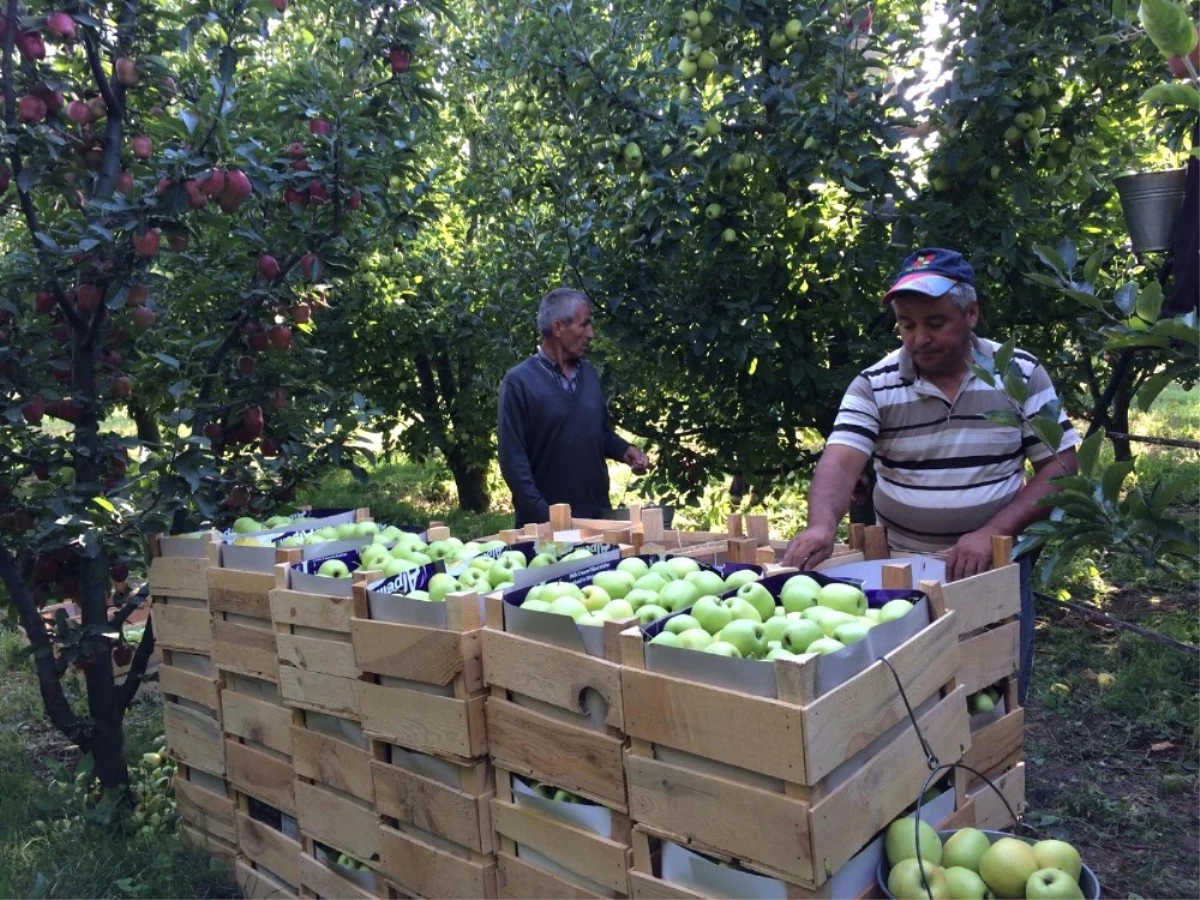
[876, 818, 1100, 900]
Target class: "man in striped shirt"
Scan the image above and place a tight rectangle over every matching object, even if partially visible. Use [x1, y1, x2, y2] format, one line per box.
[782, 248, 1078, 702]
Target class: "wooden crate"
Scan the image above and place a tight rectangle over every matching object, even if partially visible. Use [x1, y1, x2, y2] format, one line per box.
[295, 777, 381, 873]
[180, 824, 237, 882]
[352, 587, 488, 761]
[162, 648, 225, 777]
[618, 595, 971, 891]
[271, 563, 373, 719]
[482, 594, 629, 811]
[292, 709, 376, 805]
[175, 763, 237, 847]
[491, 767, 632, 899]
[372, 737, 494, 855]
[222, 671, 300, 815]
[299, 844, 385, 899]
[235, 793, 302, 895]
[237, 858, 299, 900]
[377, 816, 498, 900]
[962, 762, 1026, 831]
[149, 533, 217, 655]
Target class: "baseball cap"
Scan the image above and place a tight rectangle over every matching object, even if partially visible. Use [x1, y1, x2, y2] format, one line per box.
[882, 248, 975, 304]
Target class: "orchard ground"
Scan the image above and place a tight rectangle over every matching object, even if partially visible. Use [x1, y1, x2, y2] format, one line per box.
[0, 388, 1196, 898]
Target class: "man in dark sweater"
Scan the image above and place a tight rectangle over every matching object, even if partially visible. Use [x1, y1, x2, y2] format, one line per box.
[498, 288, 649, 527]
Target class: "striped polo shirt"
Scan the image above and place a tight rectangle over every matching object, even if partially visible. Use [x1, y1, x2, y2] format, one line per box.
[828, 337, 1078, 552]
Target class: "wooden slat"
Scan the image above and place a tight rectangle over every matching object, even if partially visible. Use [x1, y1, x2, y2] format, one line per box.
[149, 555, 211, 600]
[237, 812, 301, 888]
[963, 708, 1025, 780]
[226, 740, 296, 814]
[628, 870, 712, 900]
[940, 564, 1021, 635]
[292, 727, 374, 805]
[497, 851, 613, 900]
[209, 567, 276, 619]
[277, 633, 359, 679]
[486, 697, 628, 810]
[295, 780, 381, 864]
[212, 618, 279, 681]
[371, 760, 493, 854]
[271, 588, 358, 633]
[175, 776, 236, 844]
[969, 762, 1025, 831]
[279, 667, 361, 718]
[221, 688, 294, 756]
[957, 621, 1020, 695]
[151, 602, 211, 653]
[491, 799, 631, 893]
[358, 682, 486, 759]
[351, 618, 481, 689]
[482, 629, 624, 729]
[180, 825, 236, 878]
[164, 702, 224, 775]
[379, 823, 498, 900]
[298, 853, 380, 900]
[159, 664, 219, 710]
[236, 858, 298, 900]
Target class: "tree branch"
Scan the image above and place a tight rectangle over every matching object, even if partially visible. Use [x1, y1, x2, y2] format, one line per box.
[118, 617, 156, 712]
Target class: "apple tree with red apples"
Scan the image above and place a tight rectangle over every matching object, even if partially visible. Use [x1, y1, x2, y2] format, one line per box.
[0, 0, 439, 790]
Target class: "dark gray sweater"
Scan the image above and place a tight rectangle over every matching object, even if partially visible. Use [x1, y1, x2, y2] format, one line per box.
[498, 355, 630, 527]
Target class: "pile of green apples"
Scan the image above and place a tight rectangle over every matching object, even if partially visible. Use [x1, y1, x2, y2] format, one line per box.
[648, 573, 914, 661]
[523, 778, 590, 805]
[886, 818, 1087, 900]
[515, 555, 756, 628]
[277, 520, 400, 549]
[231, 514, 297, 534]
[332, 852, 372, 873]
[967, 685, 1003, 716]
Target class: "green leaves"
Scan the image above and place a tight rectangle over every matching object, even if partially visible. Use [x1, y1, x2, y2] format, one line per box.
[1140, 83, 1200, 110]
[1138, 0, 1200, 58]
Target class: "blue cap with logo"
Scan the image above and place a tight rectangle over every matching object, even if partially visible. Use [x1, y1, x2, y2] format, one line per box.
[882, 248, 975, 304]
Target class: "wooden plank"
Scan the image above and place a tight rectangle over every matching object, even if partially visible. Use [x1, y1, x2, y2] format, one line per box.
[159, 664, 219, 711]
[238, 812, 302, 888]
[226, 740, 296, 814]
[969, 763, 1025, 831]
[277, 633, 359, 680]
[180, 825, 237, 878]
[958, 621, 1020, 695]
[209, 567, 276, 619]
[620, 668, 806, 783]
[491, 799, 630, 894]
[358, 681, 487, 759]
[801, 612, 959, 783]
[295, 780, 381, 864]
[212, 618, 279, 681]
[372, 760, 494, 854]
[222, 689, 294, 756]
[279, 667, 361, 719]
[271, 588, 358, 634]
[938, 798, 976, 831]
[164, 702, 224, 775]
[863, 526, 889, 560]
[292, 727, 374, 805]
[808, 688, 972, 885]
[151, 602, 211, 653]
[940, 564, 1021, 635]
[236, 858, 298, 900]
[628, 870, 712, 900]
[298, 853, 381, 900]
[964, 708, 1025, 780]
[351, 618, 480, 689]
[486, 697, 627, 810]
[175, 776, 237, 845]
[482, 629, 623, 729]
[379, 823, 498, 900]
[149, 555, 211, 600]
[497, 851, 613, 900]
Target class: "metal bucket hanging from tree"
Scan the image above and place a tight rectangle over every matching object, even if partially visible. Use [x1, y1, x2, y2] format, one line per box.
[1114, 168, 1188, 252]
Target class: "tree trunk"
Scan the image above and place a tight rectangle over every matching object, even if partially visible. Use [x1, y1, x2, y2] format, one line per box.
[1111, 374, 1133, 462]
[129, 399, 161, 448]
[447, 452, 489, 512]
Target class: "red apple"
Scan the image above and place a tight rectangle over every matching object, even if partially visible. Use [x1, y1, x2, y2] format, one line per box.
[198, 168, 225, 196]
[307, 181, 328, 204]
[115, 57, 139, 86]
[17, 31, 46, 60]
[203, 421, 224, 443]
[300, 253, 320, 280]
[242, 405, 264, 440]
[248, 333, 269, 352]
[257, 254, 281, 279]
[226, 485, 250, 508]
[237, 355, 256, 376]
[46, 13, 75, 41]
[88, 96, 108, 120]
[34, 556, 58, 581]
[346, 189, 363, 210]
[159, 77, 177, 95]
[284, 186, 308, 206]
[130, 306, 155, 330]
[271, 0, 288, 11]
[168, 234, 189, 252]
[131, 135, 152, 159]
[19, 95, 48, 123]
[57, 398, 80, 422]
[268, 325, 292, 350]
[33, 463, 51, 481]
[271, 387, 288, 409]
[33, 84, 63, 114]
[76, 284, 102, 311]
[126, 284, 149, 306]
[22, 396, 45, 424]
[1168, 37, 1200, 78]
[52, 324, 70, 342]
[67, 100, 92, 125]
[287, 142, 306, 158]
[157, 177, 173, 196]
[290, 302, 311, 323]
[291, 158, 310, 172]
[260, 437, 281, 458]
[309, 118, 331, 136]
[111, 375, 132, 398]
[390, 47, 411, 73]
[132, 229, 160, 258]
[112, 645, 133, 666]
[0, 166, 10, 192]
[217, 168, 252, 212]
[34, 291, 55, 314]
[115, 170, 134, 193]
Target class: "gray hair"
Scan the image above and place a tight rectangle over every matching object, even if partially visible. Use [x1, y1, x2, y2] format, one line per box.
[537, 288, 590, 337]
[945, 282, 978, 314]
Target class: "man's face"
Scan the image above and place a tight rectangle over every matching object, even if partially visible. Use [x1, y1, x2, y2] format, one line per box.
[892, 291, 978, 376]
[554, 303, 594, 361]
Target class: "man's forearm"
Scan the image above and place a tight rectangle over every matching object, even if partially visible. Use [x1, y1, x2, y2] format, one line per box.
[806, 446, 871, 533]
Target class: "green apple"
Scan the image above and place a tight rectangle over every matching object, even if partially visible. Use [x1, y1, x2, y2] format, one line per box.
[1025, 869, 1083, 900]
[763, 616, 791, 644]
[970, 691, 996, 715]
[636, 604, 670, 625]
[944, 867, 988, 900]
[815, 609, 858, 637]
[277, 535, 306, 547]
[658, 580, 700, 612]
[979, 838, 1038, 899]
[728, 596, 764, 624]
[833, 621, 871, 645]
[540, 583, 584, 603]
[487, 557, 525, 588]
[774, 606, 786, 619]
[548, 596, 589, 623]
[879, 598, 914, 623]
[886, 816, 943, 866]
[315, 526, 340, 540]
[863, 608, 881, 622]
[616, 557, 649, 577]
[528, 552, 557, 568]
[577, 613, 608, 628]
[784, 18, 802, 40]
[676, 629, 714, 651]
[1032, 841, 1082, 883]
[703, 641, 741, 658]
[602, 599, 636, 620]
[684, 570, 726, 597]
[650, 631, 681, 647]
[780, 575, 822, 613]
[561, 547, 593, 562]
[691, 596, 733, 634]
[723, 569, 760, 590]
[317, 559, 350, 579]
[521, 599, 551, 612]
[624, 588, 660, 611]
[265, 515, 292, 529]
[408, 589, 430, 601]
[781, 620, 823, 654]
[232, 517, 263, 534]
[665, 557, 700, 578]
[336, 523, 359, 540]
[384, 558, 419, 577]
[633, 573, 669, 594]
[468, 553, 495, 570]
[765, 647, 797, 660]
[500, 550, 527, 567]
[592, 570, 635, 600]
[379, 525, 404, 541]
[818, 582, 867, 616]
[665, 614, 702, 635]
[858, 616, 878, 629]
[457, 566, 489, 588]
[721, 619, 767, 658]
[943, 828, 992, 873]
[736, 582, 775, 622]
[806, 637, 846, 655]
[649, 560, 678, 580]
[360, 548, 391, 570]
[355, 522, 379, 538]
[427, 573, 460, 602]
[889, 859, 950, 900]
[581, 585, 611, 611]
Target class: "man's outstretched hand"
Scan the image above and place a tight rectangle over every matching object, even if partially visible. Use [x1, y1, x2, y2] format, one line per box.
[624, 445, 649, 475]
[782, 526, 836, 570]
[945, 528, 996, 582]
